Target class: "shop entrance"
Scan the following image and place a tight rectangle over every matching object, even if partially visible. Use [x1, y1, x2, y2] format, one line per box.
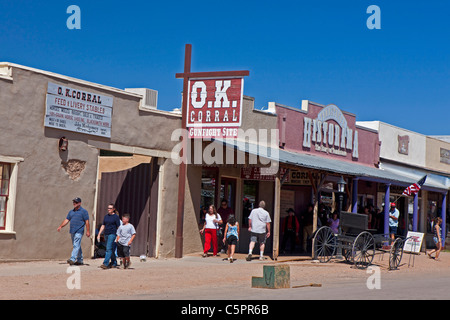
[279, 185, 312, 256]
[220, 177, 236, 214]
[96, 152, 159, 258]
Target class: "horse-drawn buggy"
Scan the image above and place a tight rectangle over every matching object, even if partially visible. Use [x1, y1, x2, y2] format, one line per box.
[313, 211, 407, 270]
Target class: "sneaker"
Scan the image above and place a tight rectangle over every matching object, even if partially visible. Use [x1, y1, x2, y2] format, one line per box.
[67, 259, 75, 265]
[230, 257, 234, 263]
[246, 254, 252, 261]
[74, 261, 84, 266]
[259, 256, 265, 261]
[100, 264, 109, 269]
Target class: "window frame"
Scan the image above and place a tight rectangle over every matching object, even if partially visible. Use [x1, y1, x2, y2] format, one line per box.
[0, 163, 11, 230]
[0, 156, 23, 234]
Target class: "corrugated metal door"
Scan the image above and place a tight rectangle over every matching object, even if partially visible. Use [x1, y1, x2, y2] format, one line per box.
[97, 159, 159, 257]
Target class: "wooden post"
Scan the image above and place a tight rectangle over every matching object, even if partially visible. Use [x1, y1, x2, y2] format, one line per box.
[175, 44, 192, 258]
[273, 174, 281, 260]
[174, 45, 249, 258]
[384, 183, 391, 236]
[310, 172, 326, 258]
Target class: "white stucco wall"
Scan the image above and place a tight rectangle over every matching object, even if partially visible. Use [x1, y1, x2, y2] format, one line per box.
[357, 121, 426, 168]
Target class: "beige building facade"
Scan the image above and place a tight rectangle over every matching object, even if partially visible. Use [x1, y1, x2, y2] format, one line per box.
[357, 121, 449, 247]
[0, 63, 200, 260]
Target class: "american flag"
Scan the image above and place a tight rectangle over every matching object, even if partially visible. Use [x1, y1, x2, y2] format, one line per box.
[402, 175, 427, 196]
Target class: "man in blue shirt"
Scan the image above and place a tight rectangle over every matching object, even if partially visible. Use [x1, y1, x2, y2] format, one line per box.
[57, 197, 90, 265]
[97, 204, 121, 269]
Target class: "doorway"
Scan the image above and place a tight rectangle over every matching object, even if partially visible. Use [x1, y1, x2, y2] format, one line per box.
[220, 177, 236, 213]
[96, 155, 159, 257]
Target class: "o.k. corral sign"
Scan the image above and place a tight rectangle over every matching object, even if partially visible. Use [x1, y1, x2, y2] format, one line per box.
[44, 82, 113, 138]
[187, 77, 244, 139]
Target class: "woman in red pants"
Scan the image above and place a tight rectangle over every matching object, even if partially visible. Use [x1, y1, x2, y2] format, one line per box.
[200, 205, 223, 257]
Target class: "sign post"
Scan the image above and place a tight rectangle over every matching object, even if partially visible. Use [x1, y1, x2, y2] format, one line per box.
[403, 231, 425, 254]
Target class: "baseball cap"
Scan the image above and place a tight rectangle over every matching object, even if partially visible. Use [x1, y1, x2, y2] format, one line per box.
[390, 202, 396, 207]
[72, 197, 82, 203]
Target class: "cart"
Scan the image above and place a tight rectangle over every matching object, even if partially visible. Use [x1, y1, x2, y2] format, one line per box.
[313, 211, 406, 270]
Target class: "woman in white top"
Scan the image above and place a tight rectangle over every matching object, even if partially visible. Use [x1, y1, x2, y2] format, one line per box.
[200, 205, 222, 257]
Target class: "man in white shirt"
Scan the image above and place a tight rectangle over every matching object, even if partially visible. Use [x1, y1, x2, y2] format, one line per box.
[246, 201, 271, 261]
[388, 202, 400, 240]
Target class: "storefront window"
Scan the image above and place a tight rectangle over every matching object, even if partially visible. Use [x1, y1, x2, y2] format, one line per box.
[426, 192, 443, 233]
[200, 168, 218, 215]
[427, 200, 438, 233]
[220, 178, 236, 213]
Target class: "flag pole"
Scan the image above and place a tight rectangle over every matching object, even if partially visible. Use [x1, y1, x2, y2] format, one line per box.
[392, 194, 403, 204]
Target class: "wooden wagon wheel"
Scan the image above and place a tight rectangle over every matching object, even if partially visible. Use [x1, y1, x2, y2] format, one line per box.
[352, 231, 375, 269]
[389, 237, 404, 270]
[313, 226, 337, 263]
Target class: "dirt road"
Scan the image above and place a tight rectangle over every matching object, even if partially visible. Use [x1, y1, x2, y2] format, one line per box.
[0, 251, 448, 300]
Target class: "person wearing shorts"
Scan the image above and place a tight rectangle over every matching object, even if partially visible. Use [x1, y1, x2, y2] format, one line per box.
[246, 201, 271, 261]
[388, 202, 399, 240]
[116, 214, 136, 269]
[223, 215, 239, 263]
[428, 217, 443, 261]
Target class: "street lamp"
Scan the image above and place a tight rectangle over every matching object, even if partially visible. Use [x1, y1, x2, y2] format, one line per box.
[58, 137, 68, 152]
[336, 176, 347, 259]
[337, 176, 346, 194]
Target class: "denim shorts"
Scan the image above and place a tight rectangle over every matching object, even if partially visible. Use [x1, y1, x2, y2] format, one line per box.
[433, 237, 439, 245]
[389, 226, 397, 235]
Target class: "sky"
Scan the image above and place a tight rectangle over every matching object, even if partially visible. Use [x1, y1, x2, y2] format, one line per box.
[1, 0, 449, 135]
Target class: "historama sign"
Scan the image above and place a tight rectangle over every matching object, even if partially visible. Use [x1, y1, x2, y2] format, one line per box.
[302, 104, 359, 159]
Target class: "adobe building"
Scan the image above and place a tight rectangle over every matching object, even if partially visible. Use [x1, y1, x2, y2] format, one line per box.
[0, 62, 205, 260]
